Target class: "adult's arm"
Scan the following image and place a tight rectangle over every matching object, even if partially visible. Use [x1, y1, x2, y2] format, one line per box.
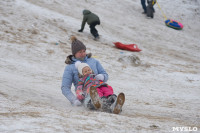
[61, 66, 76, 104]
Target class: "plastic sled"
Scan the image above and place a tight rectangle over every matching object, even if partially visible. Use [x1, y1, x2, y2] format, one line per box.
[114, 42, 141, 52]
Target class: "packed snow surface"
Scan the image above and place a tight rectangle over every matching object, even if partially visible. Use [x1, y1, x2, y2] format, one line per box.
[0, 0, 200, 132]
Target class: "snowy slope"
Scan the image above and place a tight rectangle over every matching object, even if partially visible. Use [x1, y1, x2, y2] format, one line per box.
[0, 0, 200, 133]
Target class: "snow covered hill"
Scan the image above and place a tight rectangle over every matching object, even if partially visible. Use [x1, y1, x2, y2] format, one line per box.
[0, 0, 200, 132]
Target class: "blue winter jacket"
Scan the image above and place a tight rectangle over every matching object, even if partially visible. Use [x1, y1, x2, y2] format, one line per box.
[61, 54, 108, 105]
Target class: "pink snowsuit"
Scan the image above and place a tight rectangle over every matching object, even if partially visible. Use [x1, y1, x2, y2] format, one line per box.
[76, 74, 113, 101]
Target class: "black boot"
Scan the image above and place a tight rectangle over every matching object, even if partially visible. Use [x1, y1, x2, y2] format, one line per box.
[107, 94, 117, 105]
[107, 94, 117, 112]
[86, 99, 95, 110]
[100, 96, 110, 112]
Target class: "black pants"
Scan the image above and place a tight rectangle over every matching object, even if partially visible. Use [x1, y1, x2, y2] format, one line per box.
[89, 21, 100, 38]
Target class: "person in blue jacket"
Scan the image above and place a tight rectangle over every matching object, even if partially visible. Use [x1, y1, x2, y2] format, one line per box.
[61, 36, 108, 106]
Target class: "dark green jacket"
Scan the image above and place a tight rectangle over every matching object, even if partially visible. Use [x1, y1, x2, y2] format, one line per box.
[80, 10, 100, 31]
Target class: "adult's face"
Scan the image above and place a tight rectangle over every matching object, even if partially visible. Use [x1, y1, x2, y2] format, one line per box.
[75, 49, 86, 61]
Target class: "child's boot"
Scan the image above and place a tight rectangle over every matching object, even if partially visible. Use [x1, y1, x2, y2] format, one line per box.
[100, 96, 111, 112]
[90, 86, 102, 109]
[111, 93, 125, 114]
[107, 94, 117, 105]
[84, 96, 95, 110]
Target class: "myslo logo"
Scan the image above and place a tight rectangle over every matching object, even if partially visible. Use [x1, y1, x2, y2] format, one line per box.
[172, 127, 198, 132]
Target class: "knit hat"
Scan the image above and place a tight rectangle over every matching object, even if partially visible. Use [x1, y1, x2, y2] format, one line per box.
[75, 61, 90, 75]
[70, 36, 86, 55]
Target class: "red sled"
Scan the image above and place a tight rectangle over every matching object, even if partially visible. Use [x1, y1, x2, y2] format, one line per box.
[114, 42, 141, 52]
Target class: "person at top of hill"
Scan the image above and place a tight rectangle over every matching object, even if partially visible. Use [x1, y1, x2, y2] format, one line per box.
[141, 0, 156, 14]
[78, 9, 100, 39]
[141, 0, 147, 14]
[61, 36, 108, 106]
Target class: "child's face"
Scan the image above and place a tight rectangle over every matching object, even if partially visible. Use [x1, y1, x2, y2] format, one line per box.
[82, 66, 92, 76]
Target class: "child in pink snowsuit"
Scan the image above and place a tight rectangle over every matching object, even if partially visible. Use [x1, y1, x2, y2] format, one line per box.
[75, 61, 115, 110]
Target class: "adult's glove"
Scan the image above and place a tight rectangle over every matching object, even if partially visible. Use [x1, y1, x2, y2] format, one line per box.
[95, 74, 104, 81]
[78, 29, 83, 32]
[73, 99, 82, 106]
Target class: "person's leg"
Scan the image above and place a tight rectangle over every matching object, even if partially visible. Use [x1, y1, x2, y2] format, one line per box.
[100, 86, 114, 97]
[89, 21, 99, 38]
[83, 95, 95, 110]
[100, 96, 110, 112]
[107, 94, 117, 105]
[96, 87, 103, 97]
[98, 86, 114, 112]
[111, 93, 125, 114]
[141, 0, 147, 13]
[105, 94, 117, 113]
[148, 0, 155, 13]
[90, 86, 102, 109]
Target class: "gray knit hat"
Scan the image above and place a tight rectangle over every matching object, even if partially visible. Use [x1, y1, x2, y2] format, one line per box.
[71, 36, 86, 55]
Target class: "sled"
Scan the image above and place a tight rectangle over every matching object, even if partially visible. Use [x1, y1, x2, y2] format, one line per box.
[156, 1, 183, 30]
[165, 19, 183, 30]
[114, 42, 141, 52]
